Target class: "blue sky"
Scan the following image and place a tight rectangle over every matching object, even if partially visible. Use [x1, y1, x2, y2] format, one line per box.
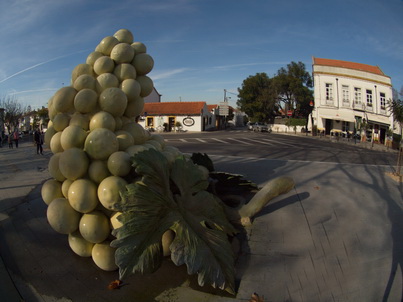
[0, 0, 402, 110]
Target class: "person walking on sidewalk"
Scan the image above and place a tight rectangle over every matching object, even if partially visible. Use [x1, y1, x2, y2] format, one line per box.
[0, 131, 4, 148]
[8, 134, 13, 148]
[34, 128, 43, 155]
[13, 130, 20, 148]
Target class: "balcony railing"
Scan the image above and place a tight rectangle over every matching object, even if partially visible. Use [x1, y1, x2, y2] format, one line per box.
[353, 102, 364, 110]
[325, 99, 334, 105]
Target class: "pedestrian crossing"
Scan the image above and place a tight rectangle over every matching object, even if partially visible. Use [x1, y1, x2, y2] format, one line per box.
[164, 135, 315, 149]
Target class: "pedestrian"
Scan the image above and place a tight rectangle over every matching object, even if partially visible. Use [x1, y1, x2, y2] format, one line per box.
[13, 130, 20, 148]
[34, 128, 43, 155]
[8, 134, 13, 148]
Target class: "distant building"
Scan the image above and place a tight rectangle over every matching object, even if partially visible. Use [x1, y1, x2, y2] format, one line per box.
[139, 101, 216, 132]
[144, 87, 162, 103]
[311, 57, 394, 144]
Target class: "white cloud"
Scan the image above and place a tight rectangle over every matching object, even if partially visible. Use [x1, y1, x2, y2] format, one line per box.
[151, 68, 189, 80]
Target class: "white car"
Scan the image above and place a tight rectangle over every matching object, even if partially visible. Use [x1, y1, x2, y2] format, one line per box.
[252, 122, 271, 132]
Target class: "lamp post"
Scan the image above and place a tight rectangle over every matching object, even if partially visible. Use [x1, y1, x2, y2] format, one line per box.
[309, 100, 314, 136]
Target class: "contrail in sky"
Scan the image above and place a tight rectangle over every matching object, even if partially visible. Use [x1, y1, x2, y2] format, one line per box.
[0, 49, 91, 84]
[7, 88, 59, 95]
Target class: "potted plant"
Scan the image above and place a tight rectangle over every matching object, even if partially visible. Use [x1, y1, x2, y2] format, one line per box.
[174, 121, 182, 132]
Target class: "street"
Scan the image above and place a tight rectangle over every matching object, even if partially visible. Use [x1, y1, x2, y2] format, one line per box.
[0, 129, 402, 302]
[161, 129, 398, 166]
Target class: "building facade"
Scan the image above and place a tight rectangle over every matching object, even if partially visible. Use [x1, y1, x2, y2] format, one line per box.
[311, 57, 394, 144]
[139, 101, 216, 132]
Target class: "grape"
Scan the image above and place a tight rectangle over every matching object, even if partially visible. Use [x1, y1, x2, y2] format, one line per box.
[94, 56, 115, 75]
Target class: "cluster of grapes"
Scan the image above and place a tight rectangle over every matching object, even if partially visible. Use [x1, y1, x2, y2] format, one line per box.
[40, 29, 181, 271]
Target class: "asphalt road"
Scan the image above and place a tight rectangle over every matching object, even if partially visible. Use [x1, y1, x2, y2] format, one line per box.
[1, 129, 402, 301]
[161, 129, 398, 166]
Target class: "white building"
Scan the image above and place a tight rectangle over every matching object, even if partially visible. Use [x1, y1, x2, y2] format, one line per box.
[138, 101, 216, 132]
[311, 57, 394, 144]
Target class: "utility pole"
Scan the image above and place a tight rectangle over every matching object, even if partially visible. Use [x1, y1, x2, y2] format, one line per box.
[220, 89, 230, 129]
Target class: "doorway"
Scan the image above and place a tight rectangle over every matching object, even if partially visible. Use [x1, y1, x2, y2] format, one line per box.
[325, 119, 332, 135]
[168, 117, 175, 132]
[380, 127, 386, 144]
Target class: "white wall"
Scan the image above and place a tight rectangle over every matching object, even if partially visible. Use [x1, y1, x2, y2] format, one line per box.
[138, 114, 215, 132]
[271, 124, 305, 133]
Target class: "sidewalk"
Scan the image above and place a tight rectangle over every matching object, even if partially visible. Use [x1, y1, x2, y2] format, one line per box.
[0, 139, 51, 301]
[0, 137, 402, 301]
[299, 133, 398, 154]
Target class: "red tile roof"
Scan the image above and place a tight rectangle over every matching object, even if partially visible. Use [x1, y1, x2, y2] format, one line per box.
[313, 57, 385, 76]
[142, 102, 206, 116]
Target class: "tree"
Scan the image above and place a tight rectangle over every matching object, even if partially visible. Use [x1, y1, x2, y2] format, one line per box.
[0, 95, 26, 134]
[388, 93, 403, 176]
[237, 73, 278, 122]
[35, 107, 50, 130]
[237, 62, 313, 124]
[389, 98, 403, 135]
[273, 61, 313, 118]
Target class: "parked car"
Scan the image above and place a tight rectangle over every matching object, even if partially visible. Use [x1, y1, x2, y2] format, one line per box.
[246, 122, 254, 130]
[252, 122, 271, 132]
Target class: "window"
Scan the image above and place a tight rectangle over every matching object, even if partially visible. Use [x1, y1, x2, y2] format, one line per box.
[366, 89, 373, 107]
[380, 92, 386, 109]
[342, 85, 349, 105]
[325, 83, 333, 100]
[354, 87, 362, 104]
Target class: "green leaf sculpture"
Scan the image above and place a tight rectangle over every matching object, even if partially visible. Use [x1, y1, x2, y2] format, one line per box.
[111, 149, 237, 294]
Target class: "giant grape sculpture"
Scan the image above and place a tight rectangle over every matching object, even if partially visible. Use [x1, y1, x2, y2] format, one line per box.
[40, 29, 296, 295]
[41, 29, 179, 271]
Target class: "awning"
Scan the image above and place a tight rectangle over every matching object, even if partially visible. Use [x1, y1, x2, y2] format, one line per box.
[368, 120, 390, 127]
[318, 108, 355, 122]
[365, 112, 391, 127]
[320, 115, 355, 122]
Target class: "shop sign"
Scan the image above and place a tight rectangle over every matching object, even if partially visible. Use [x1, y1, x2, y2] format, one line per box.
[183, 116, 195, 127]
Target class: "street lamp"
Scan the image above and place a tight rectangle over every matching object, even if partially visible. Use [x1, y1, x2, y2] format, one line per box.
[309, 100, 314, 136]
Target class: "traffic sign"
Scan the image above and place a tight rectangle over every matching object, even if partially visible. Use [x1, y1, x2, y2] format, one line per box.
[219, 102, 229, 116]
